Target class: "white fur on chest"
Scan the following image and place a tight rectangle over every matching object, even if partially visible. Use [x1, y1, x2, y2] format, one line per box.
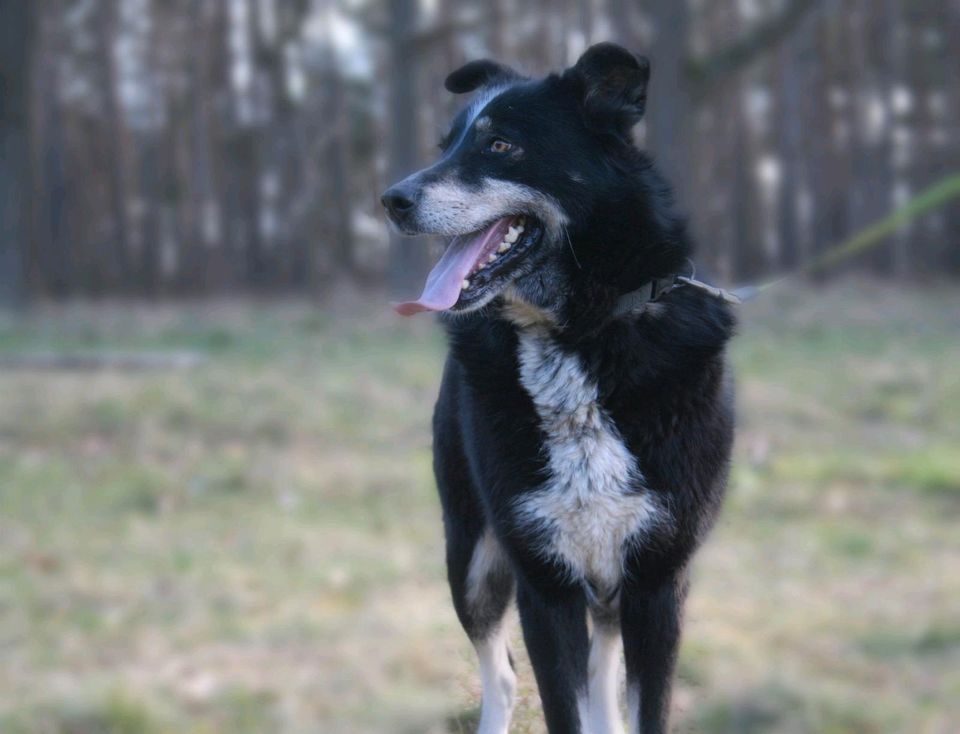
[512, 324, 662, 594]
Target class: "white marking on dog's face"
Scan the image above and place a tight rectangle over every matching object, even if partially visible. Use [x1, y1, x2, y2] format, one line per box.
[588, 624, 626, 734]
[457, 86, 510, 147]
[396, 84, 569, 241]
[474, 624, 517, 734]
[513, 324, 664, 594]
[414, 177, 568, 241]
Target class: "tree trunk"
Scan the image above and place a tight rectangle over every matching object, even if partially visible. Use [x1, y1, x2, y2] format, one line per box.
[96, 0, 132, 289]
[138, 131, 163, 295]
[32, 2, 72, 296]
[386, 0, 427, 296]
[324, 47, 355, 277]
[845, 0, 893, 275]
[487, 0, 506, 57]
[884, 0, 910, 277]
[775, 38, 802, 272]
[810, 15, 849, 277]
[605, 0, 631, 45]
[730, 95, 761, 280]
[645, 0, 693, 210]
[941, 0, 960, 274]
[774, 8, 819, 272]
[0, 0, 35, 307]
[179, 0, 217, 292]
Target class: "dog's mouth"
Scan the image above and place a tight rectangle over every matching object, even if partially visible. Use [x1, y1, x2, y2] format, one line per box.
[393, 215, 543, 316]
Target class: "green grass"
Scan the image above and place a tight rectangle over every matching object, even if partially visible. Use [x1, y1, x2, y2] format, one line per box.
[0, 281, 958, 733]
[2, 693, 164, 734]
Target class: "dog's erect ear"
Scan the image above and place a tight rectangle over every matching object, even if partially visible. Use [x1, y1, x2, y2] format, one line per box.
[565, 43, 650, 135]
[445, 59, 519, 94]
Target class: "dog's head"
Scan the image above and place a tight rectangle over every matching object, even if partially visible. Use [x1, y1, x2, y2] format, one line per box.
[383, 43, 661, 317]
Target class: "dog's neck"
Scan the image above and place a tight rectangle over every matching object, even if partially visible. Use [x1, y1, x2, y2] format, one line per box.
[546, 230, 688, 339]
[500, 270, 677, 340]
[501, 154, 693, 339]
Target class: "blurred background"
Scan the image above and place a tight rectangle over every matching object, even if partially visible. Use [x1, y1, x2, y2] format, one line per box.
[0, 1, 958, 733]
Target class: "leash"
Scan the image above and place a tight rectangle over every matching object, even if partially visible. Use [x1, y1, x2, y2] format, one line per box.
[733, 172, 960, 302]
[616, 172, 960, 314]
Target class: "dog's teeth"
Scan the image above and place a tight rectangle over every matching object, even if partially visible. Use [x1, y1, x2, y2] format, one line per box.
[461, 279, 470, 290]
[516, 224, 524, 233]
[488, 253, 497, 263]
[498, 242, 511, 253]
[505, 227, 519, 243]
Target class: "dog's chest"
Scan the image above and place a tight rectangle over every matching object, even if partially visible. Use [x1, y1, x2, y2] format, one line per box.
[511, 325, 661, 593]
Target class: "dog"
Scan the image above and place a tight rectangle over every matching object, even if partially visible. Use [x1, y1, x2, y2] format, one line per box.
[381, 43, 735, 734]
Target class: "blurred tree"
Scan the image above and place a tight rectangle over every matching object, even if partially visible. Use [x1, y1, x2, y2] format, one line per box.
[178, 0, 220, 292]
[385, 0, 427, 295]
[943, 0, 960, 273]
[5, 0, 958, 299]
[31, 0, 73, 295]
[322, 20, 356, 277]
[774, 22, 811, 271]
[644, 0, 692, 204]
[0, 0, 36, 307]
[95, 0, 133, 289]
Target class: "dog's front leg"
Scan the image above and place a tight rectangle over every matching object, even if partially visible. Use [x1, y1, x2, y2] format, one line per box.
[620, 575, 687, 734]
[516, 580, 590, 734]
[586, 615, 626, 734]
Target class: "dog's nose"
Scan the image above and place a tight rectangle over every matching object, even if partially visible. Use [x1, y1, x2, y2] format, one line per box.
[380, 183, 418, 219]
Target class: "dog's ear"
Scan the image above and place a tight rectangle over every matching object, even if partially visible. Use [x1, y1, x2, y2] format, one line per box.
[445, 59, 519, 94]
[565, 43, 650, 136]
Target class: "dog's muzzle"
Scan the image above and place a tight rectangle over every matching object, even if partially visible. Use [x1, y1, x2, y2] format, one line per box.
[381, 181, 420, 226]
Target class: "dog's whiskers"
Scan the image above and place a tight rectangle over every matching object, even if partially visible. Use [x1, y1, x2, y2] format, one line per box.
[564, 226, 582, 270]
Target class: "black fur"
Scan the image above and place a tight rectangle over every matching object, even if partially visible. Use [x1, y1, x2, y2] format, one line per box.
[445, 58, 520, 94]
[383, 43, 736, 734]
[565, 42, 650, 137]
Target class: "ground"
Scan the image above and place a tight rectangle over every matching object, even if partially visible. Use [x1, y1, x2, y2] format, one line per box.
[0, 281, 957, 733]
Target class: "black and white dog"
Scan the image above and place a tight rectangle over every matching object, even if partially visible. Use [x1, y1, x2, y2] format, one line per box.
[381, 43, 735, 734]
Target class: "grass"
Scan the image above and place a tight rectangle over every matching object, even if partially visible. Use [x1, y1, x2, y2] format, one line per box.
[0, 281, 957, 733]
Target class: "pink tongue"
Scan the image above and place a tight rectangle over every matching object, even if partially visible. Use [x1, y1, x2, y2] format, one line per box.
[393, 218, 512, 316]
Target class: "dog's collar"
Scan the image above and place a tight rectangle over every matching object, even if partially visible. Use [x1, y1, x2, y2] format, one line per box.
[613, 273, 742, 318]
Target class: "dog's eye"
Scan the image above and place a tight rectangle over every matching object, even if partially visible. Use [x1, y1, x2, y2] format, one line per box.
[489, 139, 513, 154]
